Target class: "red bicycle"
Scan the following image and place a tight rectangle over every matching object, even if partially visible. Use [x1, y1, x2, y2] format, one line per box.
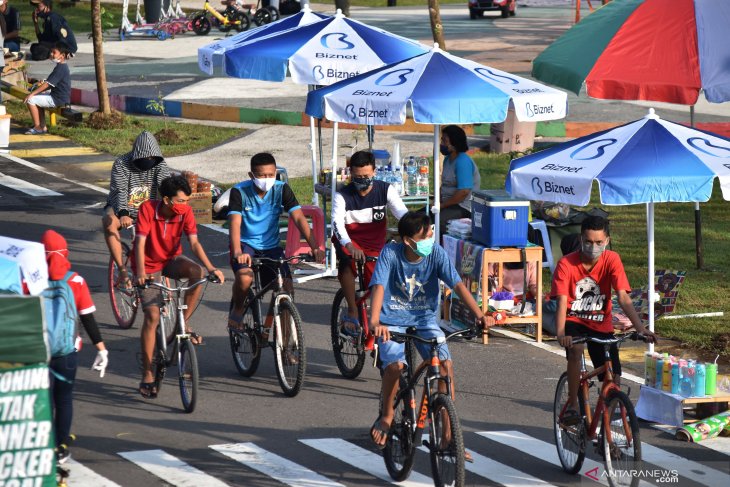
[330, 256, 378, 378]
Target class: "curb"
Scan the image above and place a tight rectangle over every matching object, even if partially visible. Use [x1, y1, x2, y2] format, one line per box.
[69, 87, 730, 140]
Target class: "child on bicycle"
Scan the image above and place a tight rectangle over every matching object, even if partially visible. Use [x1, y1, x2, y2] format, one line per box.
[332, 150, 408, 336]
[553, 215, 657, 425]
[369, 211, 492, 454]
[134, 175, 225, 399]
[103, 131, 171, 288]
[42, 229, 109, 463]
[227, 152, 325, 328]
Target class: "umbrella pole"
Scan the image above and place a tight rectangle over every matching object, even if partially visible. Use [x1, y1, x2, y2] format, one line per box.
[647, 203, 655, 354]
[690, 105, 704, 269]
[433, 125, 440, 242]
[330, 122, 339, 273]
[309, 116, 319, 206]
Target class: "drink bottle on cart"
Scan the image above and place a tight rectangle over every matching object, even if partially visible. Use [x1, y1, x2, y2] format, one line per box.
[406, 156, 418, 195]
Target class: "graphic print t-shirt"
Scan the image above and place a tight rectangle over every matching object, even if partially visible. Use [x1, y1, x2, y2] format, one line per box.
[370, 242, 461, 329]
[551, 250, 631, 333]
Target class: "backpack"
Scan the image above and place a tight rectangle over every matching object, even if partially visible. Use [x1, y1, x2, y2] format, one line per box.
[43, 271, 78, 358]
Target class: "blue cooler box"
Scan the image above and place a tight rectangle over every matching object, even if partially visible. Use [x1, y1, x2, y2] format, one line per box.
[471, 189, 529, 247]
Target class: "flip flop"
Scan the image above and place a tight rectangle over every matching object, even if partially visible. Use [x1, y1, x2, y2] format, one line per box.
[139, 382, 157, 399]
[228, 312, 244, 331]
[561, 407, 581, 426]
[187, 331, 204, 346]
[340, 315, 361, 337]
[370, 416, 391, 450]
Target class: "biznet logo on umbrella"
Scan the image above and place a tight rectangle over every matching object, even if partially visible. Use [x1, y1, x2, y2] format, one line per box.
[309, 32, 363, 82]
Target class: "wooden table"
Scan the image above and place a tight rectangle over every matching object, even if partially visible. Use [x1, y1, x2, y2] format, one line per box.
[480, 246, 543, 344]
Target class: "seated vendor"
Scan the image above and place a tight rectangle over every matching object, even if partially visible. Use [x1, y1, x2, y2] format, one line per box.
[488, 261, 538, 300]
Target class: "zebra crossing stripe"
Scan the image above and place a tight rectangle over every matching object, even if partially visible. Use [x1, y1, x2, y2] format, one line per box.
[210, 442, 344, 487]
[300, 438, 433, 486]
[65, 459, 122, 487]
[641, 442, 730, 486]
[0, 173, 62, 196]
[414, 444, 558, 486]
[118, 449, 229, 487]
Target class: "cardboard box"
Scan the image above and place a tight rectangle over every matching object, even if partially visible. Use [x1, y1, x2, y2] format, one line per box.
[189, 191, 212, 224]
[490, 108, 536, 154]
[471, 189, 529, 247]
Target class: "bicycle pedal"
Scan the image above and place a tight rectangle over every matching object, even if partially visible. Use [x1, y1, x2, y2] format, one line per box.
[422, 439, 431, 448]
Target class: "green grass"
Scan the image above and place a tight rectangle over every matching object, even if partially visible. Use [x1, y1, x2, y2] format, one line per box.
[292, 150, 730, 359]
[5, 99, 244, 157]
[15, 2, 125, 40]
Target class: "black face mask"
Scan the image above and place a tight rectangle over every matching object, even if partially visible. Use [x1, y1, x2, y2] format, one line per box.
[440, 144, 450, 156]
[352, 176, 373, 191]
[132, 157, 159, 171]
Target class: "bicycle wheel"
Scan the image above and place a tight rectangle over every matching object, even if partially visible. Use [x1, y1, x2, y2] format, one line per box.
[429, 393, 465, 487]
[553, 372, 586, 474]
[108, 242, 137, 329]
[160, 288, 177, 346]
[266, 6, 279, 21]
[229, 297, 261, 377]
[602, 391, 642, 487]
[179, 340, 199, 413]
[273, 299, 305, 397]
[153, 333, 168, 395]
[253, 8, 272, 26]
[383, 376, 416, 482]
[330, 289, 366, 379]
[192, 14, 211, 35]
[233, 11, 251, 32]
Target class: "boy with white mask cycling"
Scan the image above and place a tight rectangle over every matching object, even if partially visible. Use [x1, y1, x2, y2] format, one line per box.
[227, 153, 325, 327]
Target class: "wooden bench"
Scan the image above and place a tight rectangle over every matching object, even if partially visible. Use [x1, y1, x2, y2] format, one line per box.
[0, 80, 83, 127]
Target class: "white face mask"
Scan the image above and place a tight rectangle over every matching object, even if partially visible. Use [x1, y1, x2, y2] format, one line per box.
[51, 58, 61, 64]
[252, 176, 276, 192]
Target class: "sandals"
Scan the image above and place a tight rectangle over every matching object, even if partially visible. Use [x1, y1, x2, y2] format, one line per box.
[370, 416, 391, 450]
[116, 269, 133, 290]
[187, 331, 204, 346]
[340, 315, 362, 337]
[561, 407, 582, 426]
[25, 127, 47, 135]
[139, 381, 157, 399]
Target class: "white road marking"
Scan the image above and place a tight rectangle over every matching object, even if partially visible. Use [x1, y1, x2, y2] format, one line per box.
[211, 442, 344, 487]
[0, 152, 108, 194]
[118, 449, 229, 486]
[65, 458, 123, 487]
[0, 172, 62, 196]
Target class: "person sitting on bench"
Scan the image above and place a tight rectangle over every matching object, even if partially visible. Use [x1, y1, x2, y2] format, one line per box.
[23, 41, 70, 135]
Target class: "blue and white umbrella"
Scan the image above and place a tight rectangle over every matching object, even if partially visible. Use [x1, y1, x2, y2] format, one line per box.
[222, 10, 427, 86]
[306, 44, 567, 239]
[197, 4, 329, 76]
[507, 108, 730, 343]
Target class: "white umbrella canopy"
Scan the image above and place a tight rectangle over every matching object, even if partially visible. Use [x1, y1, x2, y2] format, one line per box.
[507, 109, 730, 348]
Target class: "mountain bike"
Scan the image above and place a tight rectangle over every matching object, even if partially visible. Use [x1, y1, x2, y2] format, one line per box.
[330, 256, 378, 379]
[142, 275, 220, 413]
[382, 326, 480, 487]
[228, 254, 311, 397]
[554, 331, 649, 487]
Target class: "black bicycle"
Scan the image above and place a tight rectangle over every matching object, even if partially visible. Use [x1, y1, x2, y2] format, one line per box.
[143, 275, 219, 413]
[228, 254, 311, 397]
[382, 326, 480, 487]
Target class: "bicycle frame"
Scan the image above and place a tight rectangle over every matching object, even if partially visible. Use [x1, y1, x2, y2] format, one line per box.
[203, 0, 232, 25]
[244, 258, 296, 348]
[354, 259, 373, 339]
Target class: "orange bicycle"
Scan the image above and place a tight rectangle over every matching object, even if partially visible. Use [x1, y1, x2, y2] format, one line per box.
[554, 331, 649, 487]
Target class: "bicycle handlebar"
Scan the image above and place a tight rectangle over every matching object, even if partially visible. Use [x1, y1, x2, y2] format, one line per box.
[137, 274, 220, 292]
[250, 253, 314, 265]
[571, 331, 649, 346]
[389, 326, 481, 345]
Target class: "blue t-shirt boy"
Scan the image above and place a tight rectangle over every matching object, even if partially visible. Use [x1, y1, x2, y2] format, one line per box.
[227, 180, 301, 250]
[370, 241, 461, 330]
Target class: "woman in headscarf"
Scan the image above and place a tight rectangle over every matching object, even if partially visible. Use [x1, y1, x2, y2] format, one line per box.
[42, 229, 109, 463]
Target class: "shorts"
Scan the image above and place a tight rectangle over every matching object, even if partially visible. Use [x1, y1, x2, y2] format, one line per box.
[139, 255, 198, 308]
[333, 239, 378, 287]
[378, 324, 451, 371]
[231, 244, 290, 290]
[565, 321, 621, 379]
[26, 94, 57, 108]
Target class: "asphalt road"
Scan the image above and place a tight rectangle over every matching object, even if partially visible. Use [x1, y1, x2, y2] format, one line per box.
[2, 152, 730, 486]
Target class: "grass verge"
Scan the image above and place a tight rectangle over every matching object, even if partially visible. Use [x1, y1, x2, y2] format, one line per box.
[4, 99, 244, 157]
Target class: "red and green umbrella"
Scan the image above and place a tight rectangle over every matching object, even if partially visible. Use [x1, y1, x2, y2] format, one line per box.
[532, 0, 730, 104]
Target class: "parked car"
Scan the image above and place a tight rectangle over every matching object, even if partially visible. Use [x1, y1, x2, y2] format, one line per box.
[468, 0, 516, 19]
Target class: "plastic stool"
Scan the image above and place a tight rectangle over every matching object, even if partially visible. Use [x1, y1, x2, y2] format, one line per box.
[276, 166, 289, 184]
[528, 219, 554, 272]
[285, 205, 325, 258]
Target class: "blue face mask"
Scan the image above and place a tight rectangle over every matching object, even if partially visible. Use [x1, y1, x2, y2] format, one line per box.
[409, 236, 434, 258]
[439, 144, 450, 156]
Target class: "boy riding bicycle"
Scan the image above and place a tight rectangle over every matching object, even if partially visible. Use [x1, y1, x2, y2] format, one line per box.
[227, 152, 325, 327]
[134, 175, 225, 399]
[553, 215, 657, 425]
[369, 212, 492, 453]
[103, 131, 171, 286]
[332, 150, 408, 336]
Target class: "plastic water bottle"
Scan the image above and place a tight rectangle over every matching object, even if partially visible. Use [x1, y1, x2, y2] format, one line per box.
[393, 164, 404, 195]
[680, 361, 694, 397]
[406, 157, 418, 195]
[655, 355, 664, 389]
[644, 352, 654, 387]
[694, 363, 706, 397]
[706, 361, 718, 396]
[662, 358, 672, 392]
[417, 165, 430, 196]
[671, 362, 680, 394]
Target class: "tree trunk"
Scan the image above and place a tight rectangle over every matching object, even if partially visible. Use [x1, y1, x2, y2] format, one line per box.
[91, 0, 111, 115]
[334, 0, 350, 17]
[427, 0, 446, 50]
